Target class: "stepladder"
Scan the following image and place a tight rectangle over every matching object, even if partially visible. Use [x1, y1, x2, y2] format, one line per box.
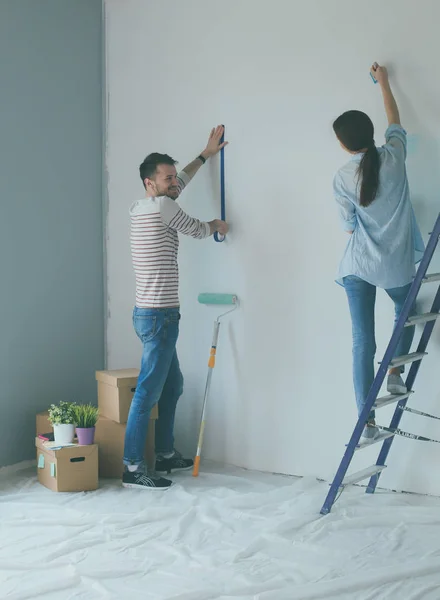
[321, 212, 440, 515]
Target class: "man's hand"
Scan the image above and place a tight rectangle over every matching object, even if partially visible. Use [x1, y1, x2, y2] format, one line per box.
[181, 125, 229, 189]
[371, 62, 388, 86]
[201, 125, 228, 160]
[209, 219, 229, 236]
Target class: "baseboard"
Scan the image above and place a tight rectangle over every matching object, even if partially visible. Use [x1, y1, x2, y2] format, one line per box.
[0, 459, 36, 477]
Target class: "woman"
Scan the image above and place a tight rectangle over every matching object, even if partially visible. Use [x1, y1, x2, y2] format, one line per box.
[333, 62, 424, 440]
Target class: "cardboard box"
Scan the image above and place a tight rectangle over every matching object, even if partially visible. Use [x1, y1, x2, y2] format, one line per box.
[94, 416, 156, 477]
[36, 437, 98, 492]
[96, 368, 158, 423]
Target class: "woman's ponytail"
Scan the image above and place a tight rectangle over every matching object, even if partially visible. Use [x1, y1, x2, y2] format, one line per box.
[333, 110, 380, 207]
[358, 144, 380, 207]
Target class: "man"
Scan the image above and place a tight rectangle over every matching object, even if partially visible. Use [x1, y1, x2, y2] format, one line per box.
[123, 125, 229, 490]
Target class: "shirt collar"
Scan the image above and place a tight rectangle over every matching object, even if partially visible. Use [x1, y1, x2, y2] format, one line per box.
[350, 152, 365, 162]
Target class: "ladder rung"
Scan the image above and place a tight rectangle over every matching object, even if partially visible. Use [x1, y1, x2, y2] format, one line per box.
[405, 312, 440, 327]
[354, 432, 395, 451]
[422, 273, 440, 284]
[374, 391, 413, 409]
[342, 465, 387, 487]
[389, 352, 427, 368]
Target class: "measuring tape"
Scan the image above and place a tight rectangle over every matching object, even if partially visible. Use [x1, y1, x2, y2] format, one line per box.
[378, 424, 440, 444]
[214, 125, 226, 243]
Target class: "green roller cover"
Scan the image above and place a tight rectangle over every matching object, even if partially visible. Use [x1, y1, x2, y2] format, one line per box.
[198, 293, 237, 305]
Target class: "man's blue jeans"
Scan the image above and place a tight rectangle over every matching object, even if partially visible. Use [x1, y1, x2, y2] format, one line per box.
[343, 276, 416, 420]
[123, 307, 183, 466]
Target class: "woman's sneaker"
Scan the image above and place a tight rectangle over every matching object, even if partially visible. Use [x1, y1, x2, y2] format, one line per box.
[387, 373, 407, 395]
[362, 420, 380, 440]
[156, 450, 193, 474]
[122, 466, 172, 490]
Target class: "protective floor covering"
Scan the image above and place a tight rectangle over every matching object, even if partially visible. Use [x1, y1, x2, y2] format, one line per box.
[1, 463, 440, 600]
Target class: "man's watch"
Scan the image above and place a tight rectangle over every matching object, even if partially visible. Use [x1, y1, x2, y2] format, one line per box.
[197, 154, 207, 164]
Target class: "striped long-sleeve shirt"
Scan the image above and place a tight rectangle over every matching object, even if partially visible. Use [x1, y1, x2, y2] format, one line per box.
[130, 171, 211, 308]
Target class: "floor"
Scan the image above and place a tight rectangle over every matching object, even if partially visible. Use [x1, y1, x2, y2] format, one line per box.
[1, 463, 440, 600]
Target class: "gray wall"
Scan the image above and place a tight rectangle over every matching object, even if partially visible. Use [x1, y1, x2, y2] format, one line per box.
[0, 0, 104, 467]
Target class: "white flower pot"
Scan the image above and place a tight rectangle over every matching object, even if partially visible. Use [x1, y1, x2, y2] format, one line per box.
[53, 423, 75, 444]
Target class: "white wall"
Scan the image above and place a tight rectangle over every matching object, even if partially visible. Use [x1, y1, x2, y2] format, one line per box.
[105, 0, 440, 496]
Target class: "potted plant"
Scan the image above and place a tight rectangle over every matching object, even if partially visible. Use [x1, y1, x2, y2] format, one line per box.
[73, 404, 99, 445]
[48, 401, 76, 444]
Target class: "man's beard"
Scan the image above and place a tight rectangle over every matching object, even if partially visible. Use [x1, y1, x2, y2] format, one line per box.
[166, 187, 179, 198]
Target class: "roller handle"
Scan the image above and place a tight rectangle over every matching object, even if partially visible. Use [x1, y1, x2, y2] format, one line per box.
[193, 455, 201, 477]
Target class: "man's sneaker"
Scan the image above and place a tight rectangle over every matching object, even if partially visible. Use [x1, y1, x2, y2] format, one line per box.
[155, 450, 193, 474]
[122, 468, 172, 490]
[387, 373, 407, 395]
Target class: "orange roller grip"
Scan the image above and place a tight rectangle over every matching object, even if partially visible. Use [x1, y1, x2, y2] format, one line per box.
[193, 455, 201, 477]
[208, 347, 217, 368]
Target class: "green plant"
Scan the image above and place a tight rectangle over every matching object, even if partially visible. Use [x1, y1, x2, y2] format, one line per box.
[48, 401, 76, 425]
[72, 404, 99, 428]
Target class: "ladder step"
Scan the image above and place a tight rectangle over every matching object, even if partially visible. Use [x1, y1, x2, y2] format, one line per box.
[389, 352, 427, 368]
[342, 465, 387, 487]
[405, 312, 440, 327]
[422, 273, 440, 284]
[374, 391, 413, 409]
[355, 431, 395, 451]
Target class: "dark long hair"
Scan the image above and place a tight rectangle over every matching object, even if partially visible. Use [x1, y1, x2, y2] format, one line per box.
[333, 110, 380, 207]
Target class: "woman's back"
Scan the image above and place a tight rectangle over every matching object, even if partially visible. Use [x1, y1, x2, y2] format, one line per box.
[334, 124, 424, 289]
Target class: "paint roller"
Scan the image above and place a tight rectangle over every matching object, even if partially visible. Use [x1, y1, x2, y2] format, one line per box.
[193, 293, 238, 477]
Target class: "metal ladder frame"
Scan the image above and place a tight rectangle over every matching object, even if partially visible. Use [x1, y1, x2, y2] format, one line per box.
[321, 212, 440, 515]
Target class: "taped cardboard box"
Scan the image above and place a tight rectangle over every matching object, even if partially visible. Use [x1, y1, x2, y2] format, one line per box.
[94, 416, 156, 477]
[96, 368, 158, 423]
[36, 437, 98, 492]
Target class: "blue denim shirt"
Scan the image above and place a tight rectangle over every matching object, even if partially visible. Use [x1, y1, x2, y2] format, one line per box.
[334, 124, 424, 289]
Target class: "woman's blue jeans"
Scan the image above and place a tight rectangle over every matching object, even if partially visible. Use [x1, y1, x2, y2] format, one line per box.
[343, 276, 416, 420]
